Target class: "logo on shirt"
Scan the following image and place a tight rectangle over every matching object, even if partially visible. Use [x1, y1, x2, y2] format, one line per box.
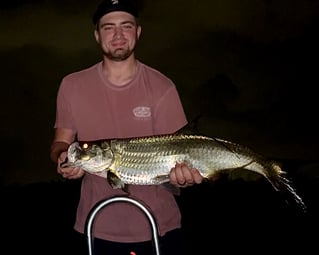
[133, 106, 151, 118]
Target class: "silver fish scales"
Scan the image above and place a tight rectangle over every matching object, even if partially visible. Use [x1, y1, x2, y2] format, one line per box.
[62, 133, 306, 210]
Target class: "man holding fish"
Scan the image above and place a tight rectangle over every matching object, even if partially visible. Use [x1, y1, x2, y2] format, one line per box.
[50, 0, 203, 254]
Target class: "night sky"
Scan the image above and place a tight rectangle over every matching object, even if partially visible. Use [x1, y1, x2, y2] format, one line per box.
[1, 0, 318, 186]
[1, 1, 319, 254]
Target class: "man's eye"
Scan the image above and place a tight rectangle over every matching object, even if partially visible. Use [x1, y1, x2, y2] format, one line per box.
[103, 26, 113, 31]
[123, 25, 133, 29]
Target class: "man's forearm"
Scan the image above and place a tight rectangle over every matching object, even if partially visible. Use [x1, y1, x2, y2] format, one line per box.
[50, 141, 69, 164]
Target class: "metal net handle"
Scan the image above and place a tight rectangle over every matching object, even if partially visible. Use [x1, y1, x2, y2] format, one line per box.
[85, 196, 161, 255]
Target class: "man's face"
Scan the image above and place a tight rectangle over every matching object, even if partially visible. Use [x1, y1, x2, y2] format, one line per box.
[94, 11, 141, 61]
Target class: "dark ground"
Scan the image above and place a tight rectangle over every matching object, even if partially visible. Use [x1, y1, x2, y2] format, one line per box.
[2, 159, 318, 255]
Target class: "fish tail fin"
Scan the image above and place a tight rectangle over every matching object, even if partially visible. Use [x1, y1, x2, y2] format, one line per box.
[266, 163, 306, 213]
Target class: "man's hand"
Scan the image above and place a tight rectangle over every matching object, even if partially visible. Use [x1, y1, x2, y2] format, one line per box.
[169, 162, 203, 187]
[57, 151, 85, 179]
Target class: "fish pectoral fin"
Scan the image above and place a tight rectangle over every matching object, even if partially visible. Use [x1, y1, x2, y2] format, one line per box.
[107, 171, 125, 189]
[123, 184, 130, 193]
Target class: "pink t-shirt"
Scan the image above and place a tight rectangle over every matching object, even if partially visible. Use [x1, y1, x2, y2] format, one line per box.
[54, 61, 188, 242]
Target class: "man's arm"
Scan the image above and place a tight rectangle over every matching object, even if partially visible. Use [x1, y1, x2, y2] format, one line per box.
[50, 128, 75, 163]
[50, 128, 84, 179]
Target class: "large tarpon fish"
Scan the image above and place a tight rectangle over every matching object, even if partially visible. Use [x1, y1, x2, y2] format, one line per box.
[61, 133, 305, 209]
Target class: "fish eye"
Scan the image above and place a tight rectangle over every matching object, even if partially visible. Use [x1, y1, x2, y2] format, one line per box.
[83, 143, 89, 149]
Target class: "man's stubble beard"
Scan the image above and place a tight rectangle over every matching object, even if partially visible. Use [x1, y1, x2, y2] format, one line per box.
[104, 46, 136, 61]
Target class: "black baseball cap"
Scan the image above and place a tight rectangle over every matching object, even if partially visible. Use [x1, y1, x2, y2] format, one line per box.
[92, 0, 139, 25]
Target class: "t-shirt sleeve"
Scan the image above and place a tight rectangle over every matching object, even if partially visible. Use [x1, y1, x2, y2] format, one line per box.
[152, 85, 188, 134]
[53, 80, 75, 131]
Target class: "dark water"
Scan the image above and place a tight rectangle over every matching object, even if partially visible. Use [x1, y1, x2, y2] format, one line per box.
[2, 159, 318, 255]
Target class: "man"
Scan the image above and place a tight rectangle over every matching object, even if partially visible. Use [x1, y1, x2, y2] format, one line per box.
[50, 0, 203, 254]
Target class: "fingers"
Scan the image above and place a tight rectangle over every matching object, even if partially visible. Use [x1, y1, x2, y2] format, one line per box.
[190, 168, 204, 184]
[58, 164, 85, 179]
[170, 162, 203, 187]
[57, 152, 68, 175]
[175, 163, 194, 185]
[57, 165, 65, 175]
[66, 168, 85, 179]
[170, 163, 185, 186]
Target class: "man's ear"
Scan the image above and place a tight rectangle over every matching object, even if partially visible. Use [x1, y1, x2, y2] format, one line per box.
[137, 25, 142, 40]
[94, 30, 100, 44]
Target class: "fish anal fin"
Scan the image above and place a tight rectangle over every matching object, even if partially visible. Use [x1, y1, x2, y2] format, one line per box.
[228, 168, 263, 182]
[206, 165, 263, 183]
[162, 183, 181, 195]
[154, 174, 170, 183]
[206, 170, 228, 182]
[155, 175, 180, 195]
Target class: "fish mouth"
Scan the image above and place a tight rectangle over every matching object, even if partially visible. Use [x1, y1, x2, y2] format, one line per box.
[62, 140, 114, 172]
[68, 142, 83, 163]
[60, 142, 83, 168]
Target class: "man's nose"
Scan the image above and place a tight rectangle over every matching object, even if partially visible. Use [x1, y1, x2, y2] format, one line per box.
[114, 27, 123, 38]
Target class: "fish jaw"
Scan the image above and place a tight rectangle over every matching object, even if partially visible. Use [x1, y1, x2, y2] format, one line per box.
[64, 141, 114, 174]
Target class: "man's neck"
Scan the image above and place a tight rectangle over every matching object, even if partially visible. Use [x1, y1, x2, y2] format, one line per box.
[102, 57, 138, 86]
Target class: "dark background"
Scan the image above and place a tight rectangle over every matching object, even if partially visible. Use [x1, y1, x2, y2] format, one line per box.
[1, 0, 318, 254]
